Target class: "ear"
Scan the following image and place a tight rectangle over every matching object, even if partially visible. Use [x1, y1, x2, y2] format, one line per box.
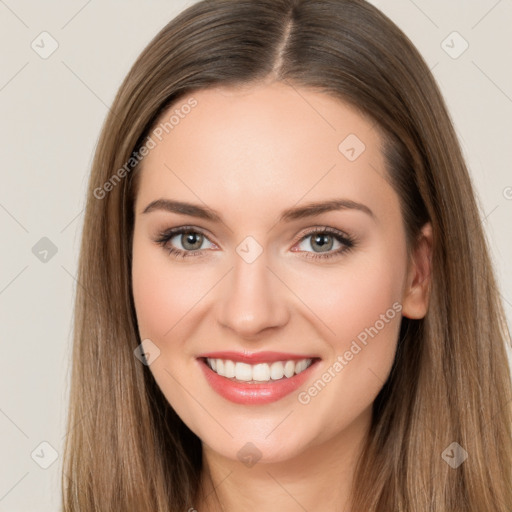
[401, 222, 433, 319]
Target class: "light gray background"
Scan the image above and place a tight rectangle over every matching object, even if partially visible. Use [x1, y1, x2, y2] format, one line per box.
[0, 1, 511, 510]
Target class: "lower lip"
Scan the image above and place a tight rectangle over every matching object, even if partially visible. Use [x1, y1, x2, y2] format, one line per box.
[198, 358, 319, 405]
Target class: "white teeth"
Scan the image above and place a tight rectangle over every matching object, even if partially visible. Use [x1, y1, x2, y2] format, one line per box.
[295, 359, 308, 373]
[206, 357, 313, 382]
[224, 359, 236, 378]
[235, 362, 252, 381]
[252, 363, 270, 381]
[270, 361, 284, 380]
[284, 360, 295, 378]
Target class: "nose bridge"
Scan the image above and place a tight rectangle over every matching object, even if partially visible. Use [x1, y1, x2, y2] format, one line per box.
[216, 242, 288, 337]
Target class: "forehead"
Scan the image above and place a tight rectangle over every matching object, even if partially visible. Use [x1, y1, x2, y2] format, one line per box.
[135, 82, 395, 219]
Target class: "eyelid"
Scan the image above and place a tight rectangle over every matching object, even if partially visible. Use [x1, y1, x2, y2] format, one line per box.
[155, 225, 218, 250]
[289, 225, 356, 259]
[156, 225, 215, 242]
[291, 225, 353, 246]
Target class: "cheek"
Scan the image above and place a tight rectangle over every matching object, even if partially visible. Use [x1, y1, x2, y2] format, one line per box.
[290, 241, 407, 429]
[131, 238, 208, 429]
[131, 239, 207, 342]
[293, 249, 406, 347]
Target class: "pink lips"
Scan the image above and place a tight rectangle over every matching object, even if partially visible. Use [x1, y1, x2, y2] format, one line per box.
[197, 351, 320, 405]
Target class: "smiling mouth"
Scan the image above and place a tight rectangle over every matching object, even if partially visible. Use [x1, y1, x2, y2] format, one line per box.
[202, 357, 316, 383]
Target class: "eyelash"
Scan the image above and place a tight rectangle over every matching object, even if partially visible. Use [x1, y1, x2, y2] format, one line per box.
[154, 225, 356, 261]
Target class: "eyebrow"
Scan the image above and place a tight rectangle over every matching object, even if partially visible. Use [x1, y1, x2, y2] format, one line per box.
[141, 198, 375, 222]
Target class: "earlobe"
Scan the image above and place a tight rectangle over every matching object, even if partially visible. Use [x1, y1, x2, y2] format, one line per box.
[401, 222, 433, 320]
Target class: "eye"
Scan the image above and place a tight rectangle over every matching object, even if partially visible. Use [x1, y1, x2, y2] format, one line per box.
[155, 226, 216, 259]
[292, 227, 355, 260]
[155, 225, 356, 261]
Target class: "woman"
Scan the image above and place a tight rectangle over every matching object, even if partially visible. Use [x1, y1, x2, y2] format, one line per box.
[61, 0, 512, 510]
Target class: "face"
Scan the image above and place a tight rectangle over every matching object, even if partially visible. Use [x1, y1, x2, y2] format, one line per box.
[131, 81, 430, 464]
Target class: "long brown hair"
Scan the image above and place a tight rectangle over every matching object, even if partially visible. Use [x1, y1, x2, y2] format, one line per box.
[61, 0, 512, 510]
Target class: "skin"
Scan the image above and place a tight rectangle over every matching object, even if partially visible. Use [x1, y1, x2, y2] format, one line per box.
[131, 81, 432, 512]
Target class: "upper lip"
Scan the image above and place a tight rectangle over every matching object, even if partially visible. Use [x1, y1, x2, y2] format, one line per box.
[198, 351, 319, 364]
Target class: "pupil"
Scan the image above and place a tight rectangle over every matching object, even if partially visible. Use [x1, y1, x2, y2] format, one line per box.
[313, 234, 332, 252]
[183, 233, 202, 250]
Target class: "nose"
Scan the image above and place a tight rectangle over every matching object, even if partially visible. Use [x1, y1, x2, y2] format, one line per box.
[216, 250, 290, 339]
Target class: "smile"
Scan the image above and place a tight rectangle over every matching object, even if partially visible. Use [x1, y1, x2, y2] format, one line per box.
[197, 351, 320, 405]
[205, 357, 313, 383]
